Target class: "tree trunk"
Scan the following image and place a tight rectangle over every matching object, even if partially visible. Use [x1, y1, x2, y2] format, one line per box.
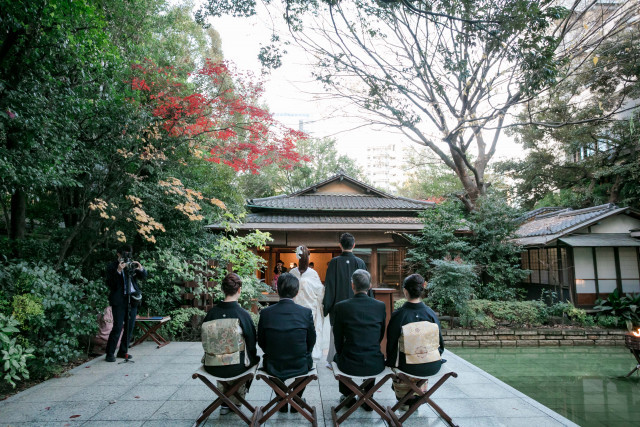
[608, 175, 622, 205]
[10, 188, 26, 240]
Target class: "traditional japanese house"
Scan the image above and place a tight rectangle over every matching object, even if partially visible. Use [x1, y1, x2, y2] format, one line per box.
[207, 173, 435, 293]
[515, 204, 640, 306]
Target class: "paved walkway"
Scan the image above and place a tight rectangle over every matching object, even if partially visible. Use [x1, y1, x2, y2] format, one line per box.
[0, 339, 578, 426]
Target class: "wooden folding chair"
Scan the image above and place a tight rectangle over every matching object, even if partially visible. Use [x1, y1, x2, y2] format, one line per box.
[251, 367, 318, 426]
[386, 368, 459, 427]
[132, 316, 171, 348]
[191, 364, 258, 426]
[330, 362, 395, 425]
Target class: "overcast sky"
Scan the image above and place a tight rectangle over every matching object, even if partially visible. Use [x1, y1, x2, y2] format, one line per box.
[206, 4, 522, 170]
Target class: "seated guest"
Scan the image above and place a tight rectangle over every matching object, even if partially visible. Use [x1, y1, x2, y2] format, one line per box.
[386, 274, 444, 409]
[258, 273, 316, 412]
[202, 273, 259, 415]
[333, 269, 386, 409]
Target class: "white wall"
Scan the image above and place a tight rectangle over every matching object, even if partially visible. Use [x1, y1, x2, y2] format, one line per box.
[590, 215, 640, 233]
[574, 247, 596, 293]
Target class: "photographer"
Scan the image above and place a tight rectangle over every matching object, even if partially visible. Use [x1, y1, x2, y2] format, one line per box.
[105, 245, 147, 362]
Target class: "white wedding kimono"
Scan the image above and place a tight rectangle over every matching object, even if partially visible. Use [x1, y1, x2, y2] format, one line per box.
[291, 267, 325, 359]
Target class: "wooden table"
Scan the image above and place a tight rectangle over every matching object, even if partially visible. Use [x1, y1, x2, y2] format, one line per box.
[132, 316, 171, 348]
[372, 288, 395, 357]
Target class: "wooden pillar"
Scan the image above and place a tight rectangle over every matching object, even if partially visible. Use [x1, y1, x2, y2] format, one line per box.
[614, 247, 623, 294]
[592, 247, 600, 299]
[370, 247, 378, 287]
[372, 287, 395, 357]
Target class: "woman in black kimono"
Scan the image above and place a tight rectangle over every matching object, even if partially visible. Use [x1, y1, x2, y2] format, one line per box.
[202, 273, 259, 414]
[386, 274, 444, 407]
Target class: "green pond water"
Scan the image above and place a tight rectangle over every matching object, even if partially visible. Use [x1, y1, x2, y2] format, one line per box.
[453, 346, 640, 427]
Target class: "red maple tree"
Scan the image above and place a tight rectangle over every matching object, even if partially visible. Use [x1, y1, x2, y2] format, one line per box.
[129, 59, 308, 173]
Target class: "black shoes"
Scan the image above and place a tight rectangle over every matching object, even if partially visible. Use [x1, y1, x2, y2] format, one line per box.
[117, 352, 132, 359]
[339, 394, 356, 407]
[105, 354, 116, 362]
[278, 398, 306, 413]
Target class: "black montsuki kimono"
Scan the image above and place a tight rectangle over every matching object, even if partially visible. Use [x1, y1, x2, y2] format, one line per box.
[322, 251, 368, 324]
[385, 301, 444, 377]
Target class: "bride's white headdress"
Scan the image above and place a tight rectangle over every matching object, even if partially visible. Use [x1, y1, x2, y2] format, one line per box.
[295, 245, 304, 260]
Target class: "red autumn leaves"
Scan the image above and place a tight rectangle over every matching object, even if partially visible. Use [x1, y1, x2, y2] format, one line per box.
[129, 59, 308, 173]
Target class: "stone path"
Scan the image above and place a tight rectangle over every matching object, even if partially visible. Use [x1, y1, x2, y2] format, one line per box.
[0, 340, 578, 426]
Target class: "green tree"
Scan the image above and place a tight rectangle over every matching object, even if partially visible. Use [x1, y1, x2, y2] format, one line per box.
[199, 0, 634, 210]
[237, 136, 363, 197]
[407, 194, 527, 300]
[395, 148, 463, 200]
[497, 30, 640, 210]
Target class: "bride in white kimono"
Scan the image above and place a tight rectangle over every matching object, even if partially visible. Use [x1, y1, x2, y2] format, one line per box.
[291, 245, 325, 360]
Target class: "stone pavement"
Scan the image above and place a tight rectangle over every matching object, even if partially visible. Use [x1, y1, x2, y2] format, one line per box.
[0, 339, 578, 427]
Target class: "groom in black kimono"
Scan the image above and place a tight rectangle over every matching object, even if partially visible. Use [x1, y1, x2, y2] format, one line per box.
[322, 232, 368, 365]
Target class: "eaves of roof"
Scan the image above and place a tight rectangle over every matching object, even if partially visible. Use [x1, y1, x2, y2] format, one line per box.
[515, 206, 633, 247]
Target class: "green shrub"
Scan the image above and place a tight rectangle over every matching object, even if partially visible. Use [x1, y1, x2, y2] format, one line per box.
[594, 290, 640, 330]
[0, 314, 34, 388]
[597, 315, 622, 328]
[563, 304, 594, 326]
[165, 307, 206, 339]
[250, 312, 260, 329]
[394, 298, 407, 310]
[0, 261, 106, 379]
[427, 259, 477, 318]
[461, 299, 548, 328]
[11, 294, 44, 330]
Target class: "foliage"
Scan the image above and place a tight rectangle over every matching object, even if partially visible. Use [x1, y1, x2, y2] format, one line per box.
[460, 299, 548, 328]
[406, 200, 470, 278]
[498, 29, 640, 210]
[206, 231, 270, 309]
[426, 259, 477, 319]
[407, 194, 528, 299]
[597, 315, 622, 329]
[0, 314, 34, 388]
[394, 298, 407, 310]
[250, 312, 260, 329]
[200, 0, 635, 210]
[593, 290, 640, 331]
[137, 247, 207, 317]
[237, 137, 363, 198]
[394, 149, 463, 200]
[0, 261, 106, 379]
[165, 307, 206, 340]
[466, 195, 530, 300]
[11, 294, 44, 330]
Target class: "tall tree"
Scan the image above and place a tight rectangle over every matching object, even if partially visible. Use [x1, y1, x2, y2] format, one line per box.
[237, 136, 362, 197]
[497, 28, 640, 210]
[200, 0, 635, 210]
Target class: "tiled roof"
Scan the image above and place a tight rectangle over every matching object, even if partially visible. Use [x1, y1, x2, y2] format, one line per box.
[516, 207, 565, 223]
[517, 204, 618, 238]
[244, 213, 422, 224]
[247, 194, 434, 211]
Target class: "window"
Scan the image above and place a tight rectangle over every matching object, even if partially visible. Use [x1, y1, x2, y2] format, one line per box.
[377, 248, 404, 287]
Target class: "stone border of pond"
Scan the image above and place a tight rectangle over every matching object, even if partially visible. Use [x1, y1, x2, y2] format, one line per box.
[443, 328, 628, 347]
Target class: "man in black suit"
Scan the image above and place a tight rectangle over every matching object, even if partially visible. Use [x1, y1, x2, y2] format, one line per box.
[323, 232, 368, 364]
[333, 269, 386, 408]
[105, 245, 147, 362]
[258, 273, 316, 412]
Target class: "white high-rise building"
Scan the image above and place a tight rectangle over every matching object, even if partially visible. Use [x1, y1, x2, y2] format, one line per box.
[364, 143, 406, 191]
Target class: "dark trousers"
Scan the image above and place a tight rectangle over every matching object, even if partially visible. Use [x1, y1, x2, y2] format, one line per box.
[106, 303, 137, 356]
[339, 378, 373, 410]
